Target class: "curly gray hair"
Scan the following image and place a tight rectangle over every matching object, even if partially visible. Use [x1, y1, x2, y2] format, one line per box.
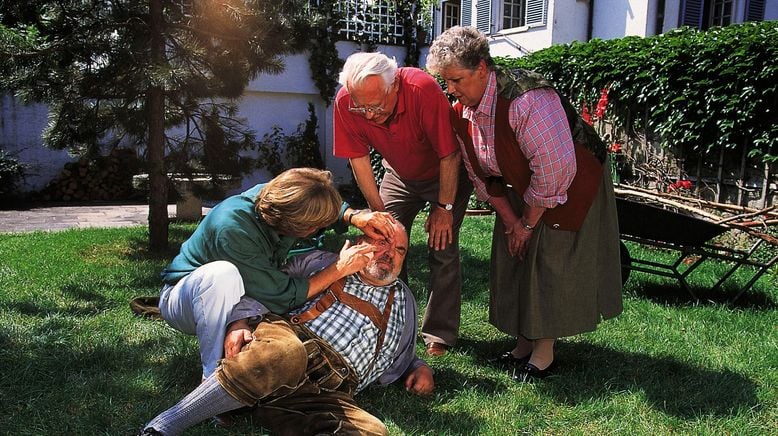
[426, 26, 494, 75]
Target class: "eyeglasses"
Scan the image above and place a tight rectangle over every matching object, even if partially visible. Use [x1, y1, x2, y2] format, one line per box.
[347, 102, 389, 116]
[347, 80, 395, 116]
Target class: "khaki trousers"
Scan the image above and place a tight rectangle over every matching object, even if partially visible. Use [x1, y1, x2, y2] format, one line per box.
[379, 162, 473, 346]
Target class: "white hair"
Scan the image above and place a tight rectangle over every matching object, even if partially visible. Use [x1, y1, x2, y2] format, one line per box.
[338, 52, 398, 92]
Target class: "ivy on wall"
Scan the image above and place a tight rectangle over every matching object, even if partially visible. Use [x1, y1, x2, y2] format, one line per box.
[500, 21, 777, 163]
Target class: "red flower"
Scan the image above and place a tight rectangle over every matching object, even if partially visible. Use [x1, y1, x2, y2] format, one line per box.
[668, 180, 693, 192]
[581, 101, 592, 125]
[609, 142, 622, 154]
[594, 86, 609, 119]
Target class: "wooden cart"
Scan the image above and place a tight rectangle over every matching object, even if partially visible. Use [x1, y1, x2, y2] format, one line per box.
[616, 193, 777, 303]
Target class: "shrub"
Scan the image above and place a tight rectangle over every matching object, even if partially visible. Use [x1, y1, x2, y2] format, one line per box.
[0, 148, 26, 201]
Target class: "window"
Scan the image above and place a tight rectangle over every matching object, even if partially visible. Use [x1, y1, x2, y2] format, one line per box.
[745, 0, 765, 21]
[709, 0, 733, 27]
[503, 0, 524, 29]
[500, 0, 547, 31]
[444, 1, 461, 31]
[461, 0, 472, 27]
[336, 0, 404, 44]
[680, 0, 763, 30]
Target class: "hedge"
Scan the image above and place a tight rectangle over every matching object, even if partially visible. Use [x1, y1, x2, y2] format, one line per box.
[499, 21, 777, 163]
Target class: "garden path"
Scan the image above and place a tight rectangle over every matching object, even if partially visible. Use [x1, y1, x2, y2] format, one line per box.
[0, 203, 209, 233]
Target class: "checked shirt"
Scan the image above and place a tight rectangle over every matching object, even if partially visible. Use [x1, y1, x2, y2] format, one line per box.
[289, 274, 407, 392]
[461, 70, 576, 209]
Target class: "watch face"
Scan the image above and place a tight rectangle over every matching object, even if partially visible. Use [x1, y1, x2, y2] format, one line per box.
[445, 204, 453, 211]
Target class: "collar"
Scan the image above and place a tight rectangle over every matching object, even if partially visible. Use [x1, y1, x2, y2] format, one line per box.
[463, 70, 498, 121]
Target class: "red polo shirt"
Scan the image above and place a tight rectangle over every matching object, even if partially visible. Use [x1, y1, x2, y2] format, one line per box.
[333, 67, 458, 181]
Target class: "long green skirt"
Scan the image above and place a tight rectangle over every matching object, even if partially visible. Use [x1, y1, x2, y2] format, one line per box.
[489, 165, 623, 339]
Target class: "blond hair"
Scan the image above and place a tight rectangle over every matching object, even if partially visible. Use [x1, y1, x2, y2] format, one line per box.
[256, 168, 342, 237]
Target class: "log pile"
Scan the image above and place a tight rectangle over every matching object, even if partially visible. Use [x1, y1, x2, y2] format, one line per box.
[36, 149, 143, 202]
[615, 184, 778, 245]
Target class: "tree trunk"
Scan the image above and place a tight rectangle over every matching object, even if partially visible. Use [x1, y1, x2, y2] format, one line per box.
[148, 0, 169, 251]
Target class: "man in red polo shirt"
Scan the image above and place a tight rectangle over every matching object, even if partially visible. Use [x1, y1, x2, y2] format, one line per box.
[333, 52, 473, 356]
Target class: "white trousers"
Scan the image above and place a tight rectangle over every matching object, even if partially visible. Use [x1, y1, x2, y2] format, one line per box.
[159, 261, 245, 378]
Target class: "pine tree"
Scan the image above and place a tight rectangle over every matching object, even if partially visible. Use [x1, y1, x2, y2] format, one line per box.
[0, 0, 309, 250]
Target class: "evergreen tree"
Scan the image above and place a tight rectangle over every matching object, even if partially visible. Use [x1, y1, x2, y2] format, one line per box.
[0, 0, 309, 250]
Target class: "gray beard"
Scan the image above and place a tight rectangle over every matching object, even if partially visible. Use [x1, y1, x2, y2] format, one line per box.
[364, 261, 396, 283]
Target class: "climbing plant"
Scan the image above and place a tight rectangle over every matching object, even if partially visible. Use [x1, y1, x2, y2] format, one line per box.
[500, 21, 778, 163]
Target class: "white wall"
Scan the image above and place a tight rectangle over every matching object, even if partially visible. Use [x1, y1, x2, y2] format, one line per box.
[593, 0, 652, 40]
[1, 42, 419, 197]
[488, 26, 552, 56]
[550, 0, 589, 44]
[0, 94, 76, 193]
[767, 2, 778, 20]
[233, 42, 410, 193]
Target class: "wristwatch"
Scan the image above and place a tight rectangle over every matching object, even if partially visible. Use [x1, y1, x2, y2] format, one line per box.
[437, 202, 454, 211]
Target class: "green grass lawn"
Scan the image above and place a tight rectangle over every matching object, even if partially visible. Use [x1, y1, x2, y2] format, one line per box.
[0, 216, 776, 435]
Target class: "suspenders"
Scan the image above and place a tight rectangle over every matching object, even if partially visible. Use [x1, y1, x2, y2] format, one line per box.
[289, 277, 398, 375]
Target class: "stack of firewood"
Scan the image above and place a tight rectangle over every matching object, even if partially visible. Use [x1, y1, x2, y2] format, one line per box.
[36, 149, 143, 202]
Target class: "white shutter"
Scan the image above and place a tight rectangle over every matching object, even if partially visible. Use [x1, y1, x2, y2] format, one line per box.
[461, 0, 473, 27]
[679, 0, 704, 28]
[746, 0, 765, 22]
[525, 0, 547, 26]
[475, 0, 491, 34]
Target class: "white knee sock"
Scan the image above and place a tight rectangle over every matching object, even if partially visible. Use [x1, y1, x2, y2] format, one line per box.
[144, 374, 246, 435]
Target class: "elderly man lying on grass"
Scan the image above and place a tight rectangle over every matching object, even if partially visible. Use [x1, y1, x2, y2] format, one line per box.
[141, 221, 434, 435]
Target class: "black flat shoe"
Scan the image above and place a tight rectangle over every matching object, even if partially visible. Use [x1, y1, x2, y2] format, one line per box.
[488, 351, 531, 368]
[511, 361, 557, 383]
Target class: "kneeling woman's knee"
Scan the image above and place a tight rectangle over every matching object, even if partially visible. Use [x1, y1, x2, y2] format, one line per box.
[194, 261, 244, 299]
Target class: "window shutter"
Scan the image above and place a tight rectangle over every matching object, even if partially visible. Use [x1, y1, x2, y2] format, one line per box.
[679, 0, 704, 28]
[475, 0, 491, 34]
[525, 0, 547, 26]
[461, 0, 472, 27]
[746, 0, 765, 21]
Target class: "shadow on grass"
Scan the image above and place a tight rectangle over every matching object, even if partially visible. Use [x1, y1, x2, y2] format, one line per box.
[124, 224, 196, 262]
[627, 279, 778, 311]
[0, 319, 203, 433]
[459, 338, 760, 419]
[360, 366, 503, 435]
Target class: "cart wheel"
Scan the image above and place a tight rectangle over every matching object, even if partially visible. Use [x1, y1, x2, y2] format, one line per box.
[620, 241, 631, 286]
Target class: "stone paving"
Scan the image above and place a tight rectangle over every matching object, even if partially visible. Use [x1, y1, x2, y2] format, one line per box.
[0, 204, 207, 234]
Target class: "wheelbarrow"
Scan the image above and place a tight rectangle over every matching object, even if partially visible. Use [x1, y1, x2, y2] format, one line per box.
[617, 197, 777, 303]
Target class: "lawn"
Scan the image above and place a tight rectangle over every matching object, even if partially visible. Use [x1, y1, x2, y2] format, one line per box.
[0, 216, 776, 435]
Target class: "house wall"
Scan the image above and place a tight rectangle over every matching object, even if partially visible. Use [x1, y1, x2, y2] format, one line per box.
[234, 42, 409, 193]
[592, 0, 654, 40]
[550, 0, 589, 44]
[663, 0, 682, 29]
[1, 42, 414, 197]
[0, 94, 76, 193]
[768, 1, 778, 19]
